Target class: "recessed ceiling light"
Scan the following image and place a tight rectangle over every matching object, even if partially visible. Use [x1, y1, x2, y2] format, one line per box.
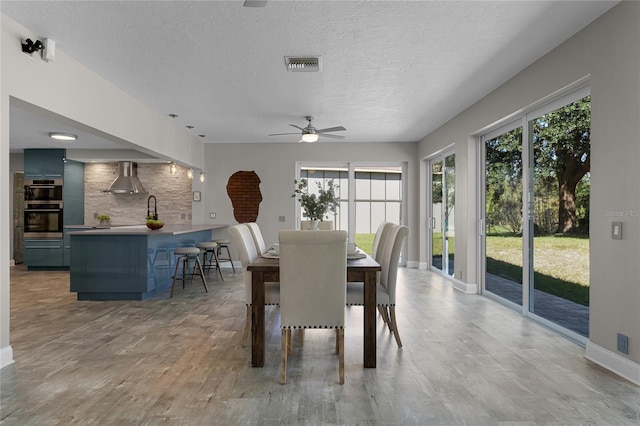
[49, 132, 77, 141]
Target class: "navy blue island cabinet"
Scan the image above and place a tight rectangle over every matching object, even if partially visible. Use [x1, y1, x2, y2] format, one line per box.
[69, 225, 228, 300]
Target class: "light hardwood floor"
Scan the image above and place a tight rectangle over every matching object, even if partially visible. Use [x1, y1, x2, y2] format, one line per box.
[2, 264, 639, 425]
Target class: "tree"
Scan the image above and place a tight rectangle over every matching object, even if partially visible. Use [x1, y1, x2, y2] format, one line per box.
[485, 97, 591, 234]
[485, 127, 523, 234]
[532, 96, 590, 233]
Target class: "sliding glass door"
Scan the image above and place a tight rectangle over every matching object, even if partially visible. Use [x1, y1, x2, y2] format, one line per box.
[480, 89, 590, 339]
[428, 151, 455, 277]
[526, 95, 591, 337]
[483, 125, 523, 306]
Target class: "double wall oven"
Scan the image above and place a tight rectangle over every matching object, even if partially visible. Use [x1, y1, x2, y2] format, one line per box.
[24, 179, 63, 238]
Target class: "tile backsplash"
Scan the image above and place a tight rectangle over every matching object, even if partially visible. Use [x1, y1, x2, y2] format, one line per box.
[83, 163, 193, 226]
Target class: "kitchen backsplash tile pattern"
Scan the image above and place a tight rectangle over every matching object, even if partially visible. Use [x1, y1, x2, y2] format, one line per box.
[84, 163, 193, 226]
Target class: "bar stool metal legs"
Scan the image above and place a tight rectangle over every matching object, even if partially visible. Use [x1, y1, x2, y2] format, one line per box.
[214, 239, 236, 274]
[196, 241, 224, 281]
[170, 247, 208, 297]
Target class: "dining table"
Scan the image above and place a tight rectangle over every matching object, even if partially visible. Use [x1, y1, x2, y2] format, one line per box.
[247, 250, 381, 368]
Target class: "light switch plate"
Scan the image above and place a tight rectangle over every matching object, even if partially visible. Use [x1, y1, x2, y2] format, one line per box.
[612, 221, 622, 239]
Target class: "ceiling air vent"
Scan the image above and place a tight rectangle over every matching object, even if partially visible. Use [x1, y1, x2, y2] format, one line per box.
[284, 56, 322, 73]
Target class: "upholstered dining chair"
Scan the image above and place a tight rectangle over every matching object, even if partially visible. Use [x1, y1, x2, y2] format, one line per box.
[228, 224, 280, 346]
[246, 222, 267, 255]
[371, 221, 394, 263]
[347, 224, 409, 348]
[278, 230, 348, 384]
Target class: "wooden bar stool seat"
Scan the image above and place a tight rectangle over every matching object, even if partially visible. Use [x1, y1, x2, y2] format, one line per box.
[171, 247, 208, 297]
[196, 241, 224, 281]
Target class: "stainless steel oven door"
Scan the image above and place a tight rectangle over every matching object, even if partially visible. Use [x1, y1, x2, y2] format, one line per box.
[24, 202, 63, 238]
[24, 179, 63, 202]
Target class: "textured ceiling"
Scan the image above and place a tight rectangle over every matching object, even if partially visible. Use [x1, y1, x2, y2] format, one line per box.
[3, 1, 616, 158]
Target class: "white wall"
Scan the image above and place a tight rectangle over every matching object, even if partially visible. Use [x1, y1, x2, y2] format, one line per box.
[200, 142, 419, 263]
[418, 2, 640, 380]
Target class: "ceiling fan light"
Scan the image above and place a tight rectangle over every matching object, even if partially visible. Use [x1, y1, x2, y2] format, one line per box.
[301, 133, 319, 143]
[49, 132, 77, 141]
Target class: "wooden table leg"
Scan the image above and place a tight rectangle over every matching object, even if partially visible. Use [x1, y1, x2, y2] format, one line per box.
[363, 270, 377, 368]
[251, 270, 265, 367]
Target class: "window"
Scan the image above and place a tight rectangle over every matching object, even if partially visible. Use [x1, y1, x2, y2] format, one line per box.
[297, 162, 407, 256]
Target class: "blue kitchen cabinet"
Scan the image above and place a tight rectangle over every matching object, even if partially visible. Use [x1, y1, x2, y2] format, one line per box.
[63, 160, 84, 226]
[24, 239, 64, 270]
[24, 149, 66, 178]
[24, 154, 84, 269]
[63, 227, 87, 267]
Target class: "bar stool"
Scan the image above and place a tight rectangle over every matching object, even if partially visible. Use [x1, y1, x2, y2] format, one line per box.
[213, 239, 236, 273]
[196, 241, 224, 281]
[171, 247, 208, 297]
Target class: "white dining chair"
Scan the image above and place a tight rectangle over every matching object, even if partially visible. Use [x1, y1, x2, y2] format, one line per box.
[346, 224, 409, 348]
[229, 224, 280, 346]
[246, 222, 267, 255]
[371, 221, 394, 263]
[278, 230, 348, 384]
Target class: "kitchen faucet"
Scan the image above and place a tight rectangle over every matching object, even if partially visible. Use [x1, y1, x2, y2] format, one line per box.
[147, 195, 158, 220]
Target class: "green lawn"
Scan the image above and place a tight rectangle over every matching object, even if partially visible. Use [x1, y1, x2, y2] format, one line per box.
[354, 233, 375, 255]
[486, 233, 590, 306]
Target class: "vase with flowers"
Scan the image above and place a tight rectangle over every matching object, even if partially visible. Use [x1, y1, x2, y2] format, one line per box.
[291, 178, 339, 230]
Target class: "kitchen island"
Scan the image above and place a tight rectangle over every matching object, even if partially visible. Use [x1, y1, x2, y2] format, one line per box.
[69, 224, 228, 300]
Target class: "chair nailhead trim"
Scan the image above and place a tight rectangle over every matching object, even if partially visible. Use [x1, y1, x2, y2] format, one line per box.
[283, 326, 344, 329]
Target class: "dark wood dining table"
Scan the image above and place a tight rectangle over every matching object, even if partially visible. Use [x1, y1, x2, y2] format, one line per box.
[247, 253, 381, 368]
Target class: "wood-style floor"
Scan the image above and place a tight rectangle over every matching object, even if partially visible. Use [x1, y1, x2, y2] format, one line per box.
[2, 264, 639, 425]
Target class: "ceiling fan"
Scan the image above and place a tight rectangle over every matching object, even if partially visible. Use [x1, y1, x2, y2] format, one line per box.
[269, 116, 346, 143]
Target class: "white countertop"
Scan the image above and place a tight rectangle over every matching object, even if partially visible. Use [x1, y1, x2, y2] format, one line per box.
[67, 224, 228, 236]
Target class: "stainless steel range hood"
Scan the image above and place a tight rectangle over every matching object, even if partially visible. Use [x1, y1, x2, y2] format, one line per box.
[104, 161, 148, 194]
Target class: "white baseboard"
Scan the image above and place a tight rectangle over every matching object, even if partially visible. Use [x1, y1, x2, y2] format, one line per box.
[0, 345, 14, 370]
[417, 261, 428, 270]
[9, 259, 15, 267]
[405, 260, 419, 269]
[585, 341, 640, 386]
[452, 278, 478, 294]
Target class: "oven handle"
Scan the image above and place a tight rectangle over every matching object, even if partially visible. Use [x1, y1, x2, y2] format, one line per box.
[25, 209, 62, 213]
[28, 185, 58, 189]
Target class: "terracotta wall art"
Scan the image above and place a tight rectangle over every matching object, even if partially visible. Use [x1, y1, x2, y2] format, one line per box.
[226, 171, 262, 223]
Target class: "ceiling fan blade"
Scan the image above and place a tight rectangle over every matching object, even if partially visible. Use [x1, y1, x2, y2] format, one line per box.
[268, 132, 300, 136]
[289, 124, 306, 131]
[320, 133, 345, 140]
[244, 0, 267, 6]
[316, 126, 346, 133]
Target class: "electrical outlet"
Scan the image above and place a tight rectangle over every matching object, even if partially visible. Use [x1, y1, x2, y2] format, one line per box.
[210, 212, 216, 219]
[617, 333, 629, 354]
